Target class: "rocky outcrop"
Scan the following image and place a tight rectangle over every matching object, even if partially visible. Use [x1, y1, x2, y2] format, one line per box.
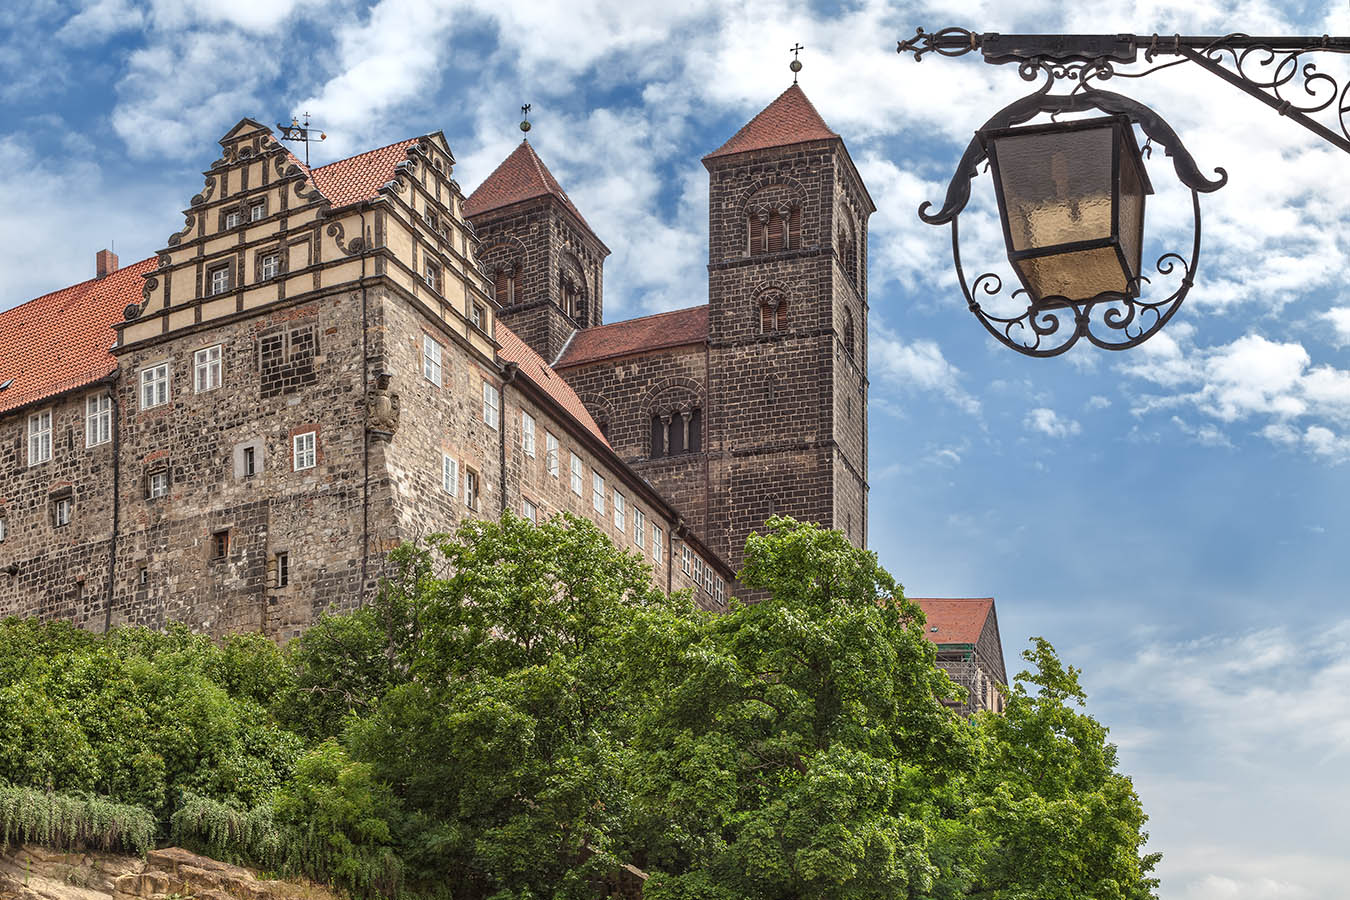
[0, 846, 338, 900]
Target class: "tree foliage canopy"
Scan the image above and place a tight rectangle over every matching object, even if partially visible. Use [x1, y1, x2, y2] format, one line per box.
[0, 514, 1158, 900]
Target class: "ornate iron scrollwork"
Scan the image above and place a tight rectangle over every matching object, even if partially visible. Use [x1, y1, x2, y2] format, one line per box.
[922, 80, 1222, 356]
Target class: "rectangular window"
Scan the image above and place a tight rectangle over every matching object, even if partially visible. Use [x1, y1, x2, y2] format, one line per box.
[225, 210, 241, 229]
[260, 252, 280, 280]
[194, 345, 222, 393]
[441, 454, 458, 496]
[633, 508, 645, 549]
[293, 431, 316, 470]
[681, 543, 691, 576]
[652, 524, 663, 564]
[424, 261, 440, 291]
[148, 471, 169, 499]
[276, 552, 289, 587]
[471, 303, 485, 329]
[423, 335, 443, 385]
[212, 530, 229, 559]
[613, 490, 625, 532]
[694, 557, 704, 591]
[243, 445, 257, 477]
[140, 363, 169, 409]
[483, 382, 499, 428]
[53, 497, 72, 527]
[546, 433, 559, 477]
[85, 395, 111, 447]
[209, 264, 230, 295]
[137, 566, 148, 587]
[570, 453, 583, 495]
[715, 578, 725, 605]
[0, 518, 6, 542]
[250, 201, 266, 222]
[589, 472, 604, 514]
[521, 411, 536, 457]
[522, 498, 537, 524]
[464, 469, 479, 510]
[28, 410, 52, 465]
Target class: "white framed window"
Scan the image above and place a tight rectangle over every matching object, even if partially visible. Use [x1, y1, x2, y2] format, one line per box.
[260, 252, 280, 280]
[293, 431, 316, 470]
[681, 543, 691, 576]
[424, 261, 440, 291]
[148, 471, 169, 499]
[0, 518, 6, 542]
[85, 395, 112, 447]
[441, 454, 458, 496]
[53, 497, 72, 527]
[423, 335, 443, 385]
[652, 524, 663, 564]
[276, 551, 289, 587]
[570, 453, 583, 495]
[225, 210, 241, 229]
[140, 363, 169, 409]
[27, 410, 52, 465]
[521, 412, 536, 457]
[194, 345, 222, 393]
[694, 556, 704, 591]
[522, 498, 537, 524]
[613, 490, 625, 532]
[546, 432, 559, 477]
[209, 265, 230, 295]
[633, 509, 645, 549]
[250, 201, 266, 222]
[471, 303, 485, 329]
[592, 471, 605, 514]
[464, 469, 479, 510]
[715, 578, 725, 605]
[483, 382, 499, 428]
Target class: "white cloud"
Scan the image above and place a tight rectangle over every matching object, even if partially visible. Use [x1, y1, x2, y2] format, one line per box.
[1086, 395, 1112, 410]
[1319, 307, 1350, 347]
[56, 0, 146, 44]
[871, 325, 981, 415]
[1025, 407, 1080, 438]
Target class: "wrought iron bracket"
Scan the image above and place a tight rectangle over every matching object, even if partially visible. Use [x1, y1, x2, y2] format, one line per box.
[898, 28, 1350, 153]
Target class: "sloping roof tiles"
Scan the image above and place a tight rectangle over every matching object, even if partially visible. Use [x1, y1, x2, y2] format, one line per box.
[0, 257, 155, 415]
[704, 84, 839, 160]
[910, 597, 995, 646]
[463, 140, 590, 228]
[308, 138, 420, 208]
[496, 324, 609, 446]
[554, 305, 709, 369]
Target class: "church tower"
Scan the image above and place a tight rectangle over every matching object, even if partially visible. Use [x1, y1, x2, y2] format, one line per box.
[464, 141, 609, 362]
[702, 84, 873, 563]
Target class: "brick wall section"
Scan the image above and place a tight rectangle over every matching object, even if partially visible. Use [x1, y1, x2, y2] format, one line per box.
[0, 388, 117, 624]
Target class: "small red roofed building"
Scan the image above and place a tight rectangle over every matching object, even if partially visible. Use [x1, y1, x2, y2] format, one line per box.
[911, 597, 1008, 715]
[0, 84, 893, 641]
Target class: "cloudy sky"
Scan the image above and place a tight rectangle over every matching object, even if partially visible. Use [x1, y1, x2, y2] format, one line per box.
[4, 0, 1349, 895]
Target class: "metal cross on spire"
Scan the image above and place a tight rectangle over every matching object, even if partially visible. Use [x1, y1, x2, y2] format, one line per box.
[276, 112, 326, 167]
[790, 43, 804, 83]
[520, 104, 532, 137]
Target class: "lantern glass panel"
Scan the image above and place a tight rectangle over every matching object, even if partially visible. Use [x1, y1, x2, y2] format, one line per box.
[990, 125, 1116, 253]
[1117, 130, 1147, 284]
[1015, 246, 1129, 303]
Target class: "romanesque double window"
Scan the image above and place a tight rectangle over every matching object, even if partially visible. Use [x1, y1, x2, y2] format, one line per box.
[494, 263, 521, 306]
[760, 296, 787, 333]
[749, 205, 801, 255]
[650, 409, 702, 457]
[560, 271, 584, 323]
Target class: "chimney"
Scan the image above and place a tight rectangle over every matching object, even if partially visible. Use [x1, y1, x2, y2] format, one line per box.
[96, 249, 119, 279]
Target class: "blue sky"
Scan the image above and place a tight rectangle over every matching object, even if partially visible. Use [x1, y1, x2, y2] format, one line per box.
[4, 1, 1350, 896]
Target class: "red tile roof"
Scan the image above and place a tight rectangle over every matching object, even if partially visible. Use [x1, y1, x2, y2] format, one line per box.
[554, 305, 709, 369]
[704, 84, 839, 161]
[497, 323, 608, 446]
[309, 138, 420, 208]
[910, 598, 994, 646]
[464, 140, 590, 228]
[0, 258, 155, 415]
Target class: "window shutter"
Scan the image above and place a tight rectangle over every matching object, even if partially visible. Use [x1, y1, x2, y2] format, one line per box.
[495, 270, 508, 304]
[767, 210, 783, 252]
[788, 206, 801, 249]
[761, 304, 773, 333]
[749, 216, 765, 254]
[776, 302, 787, 331]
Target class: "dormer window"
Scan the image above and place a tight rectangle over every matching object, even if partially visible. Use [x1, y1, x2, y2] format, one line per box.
[250, 200, 266, 222]
[208, 264, 230, 296]
[224, 210, 241, 229]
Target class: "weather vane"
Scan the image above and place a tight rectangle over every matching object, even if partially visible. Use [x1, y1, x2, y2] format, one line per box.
[276, 112, 327, 167]
[520, 104, 532, 136]
[790, 43, 804, 83]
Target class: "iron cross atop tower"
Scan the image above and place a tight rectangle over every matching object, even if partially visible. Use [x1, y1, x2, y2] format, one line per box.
[790, 43, 804, 83]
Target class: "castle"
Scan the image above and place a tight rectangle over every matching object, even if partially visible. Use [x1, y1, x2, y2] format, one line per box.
[0, 83, 1004, 712]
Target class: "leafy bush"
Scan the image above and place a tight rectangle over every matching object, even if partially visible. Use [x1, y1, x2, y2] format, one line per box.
[0, 785, 155, 855]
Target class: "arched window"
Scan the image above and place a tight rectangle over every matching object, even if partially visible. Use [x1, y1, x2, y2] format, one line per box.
[749, 204, 802, 255]
[760, 297, 787, 333]
[843, 307, 855, 361]
[493, 261, 521, 305]
[650, 409, 702, 458]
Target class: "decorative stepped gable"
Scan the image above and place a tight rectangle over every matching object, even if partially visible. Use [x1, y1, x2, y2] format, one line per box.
[465, 140, 610, 363]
